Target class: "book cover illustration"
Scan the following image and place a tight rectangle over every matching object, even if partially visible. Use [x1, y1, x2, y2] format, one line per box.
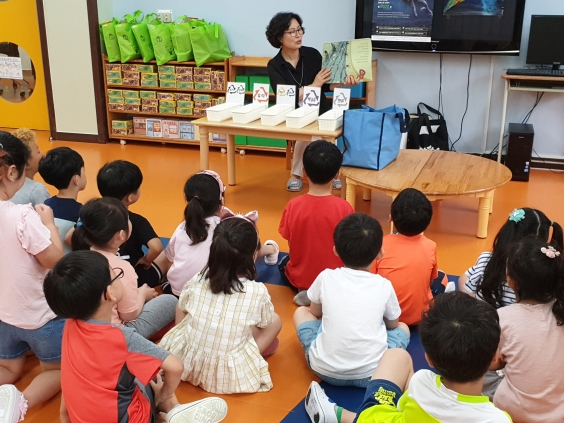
[322, 38, 372, 84]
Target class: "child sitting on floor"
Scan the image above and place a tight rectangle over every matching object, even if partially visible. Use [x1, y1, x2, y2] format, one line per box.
[372, 188, 446, 325]
[159, 217, 282, 394]
[0, 132, 64, 422]
[155, 170, 278, 297]
[279, 140, 354, 305]
[72, 197, 177, 339]
[305, 292, 511, 423]
[294, 213, 409, 387]
[490, 238, 563, 423]
[460, 207, 563, 308]
[97, 160, 163, 287]
[43, 250, 228, 423]
[10, 128, 50, 206]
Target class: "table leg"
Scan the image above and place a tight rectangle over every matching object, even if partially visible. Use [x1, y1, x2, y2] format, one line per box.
[362, 188, 371, 201]
[341, 177, 347, 199]
[286, 140, 293, 170]
[477, 190, 493, 239]
[199, 126, 209, 171]
[345, 178, 356, 209]
[489, 191, 494, 214]
[226, 134, 236, 186]
[497, 80, 509, 163]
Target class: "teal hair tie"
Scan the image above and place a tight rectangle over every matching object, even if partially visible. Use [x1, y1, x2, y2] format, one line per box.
[508, 208, 525, 223]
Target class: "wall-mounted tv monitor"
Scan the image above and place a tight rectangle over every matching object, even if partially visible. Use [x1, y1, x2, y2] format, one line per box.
[355, 0, 526, 55]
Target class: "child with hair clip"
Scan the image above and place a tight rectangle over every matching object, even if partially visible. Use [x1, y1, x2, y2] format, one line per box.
[155, 170, 279, 297]
[72, 197, 178, 340]
[0, 132, 64, 422]
[460, 207, 563, 308]
[490, 238, 564, 423]
[159, 217, 283, 394]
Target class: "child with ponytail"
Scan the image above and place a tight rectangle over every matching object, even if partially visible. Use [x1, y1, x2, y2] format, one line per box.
[490, 237, 563, 423]
[159, 217, 282, 394]
[155, 170, 279, 297]
[72, 197, 177, 339]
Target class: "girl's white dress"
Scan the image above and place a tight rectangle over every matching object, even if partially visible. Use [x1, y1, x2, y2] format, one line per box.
[159, 273, 275, 394]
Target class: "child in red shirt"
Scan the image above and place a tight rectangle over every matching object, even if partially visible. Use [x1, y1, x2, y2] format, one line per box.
[279, 140, 354, 305]
[372, 188, 446, 325]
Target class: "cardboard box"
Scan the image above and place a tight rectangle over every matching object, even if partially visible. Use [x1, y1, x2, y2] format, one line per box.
[146, 119, 163, 137]
[193, 108, 206, 117]
[193, 94, 212, 101]
[106, 71, 122, 79]
[175, 74, 193, 82]
[123, 104, 140, 112]
[107, 78, 123, 85]
[211, 99, 219, 106]
[125, 98, 141, 105]
[141, 105, 158, 113]
[141, 80, 159, 87]
[105, 64, 121, 72]
[111, 120, 133, 129]
[111, 127, 134, 136]
[123, 71, 140, 80]
[141, 73, 158, 81]
[122, 64, 140, 72]
[122, 90, 139, 99]
[194, 67, 212, 75]
[211, 71, 225, 91]
[160, 81, 177, 88]
[176, 67, 193, 75]
[179, 121, 195, 140]
[123, 79, 140, 87]
[157, 92, 175, 101]
[140, 91, 156, 99]
[177, 100, 194, 108]
[159, 106, 176, 114]
[133, 117, 146, 135]
[194, 82, 212, 90]
[142, 99, 158, 106]
[175, 93, 192, 101]
[137, 65, 156, 73]
[108, 96, 124, 104]
[159, 73, 176, 81]
[162, 119, 180, 138]
[193, 74, 211, 83]
[159, 100, 176, 108]
[158, 65, 176, 74]
[212, 133, 227, 142]
[194, 100, 212, 109]
[108, 103, 125, 111]
[107, 89, 122, 97]
[177, 81, 194, 89]
[176, 107, 193, 115]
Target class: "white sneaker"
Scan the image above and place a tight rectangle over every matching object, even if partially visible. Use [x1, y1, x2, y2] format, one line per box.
[263, 240, 279, 266]
[445, 281, 456, 292]
[0, 384, 27, 423]
[305, 381, 338, 423]
[165, 397, 228, 423]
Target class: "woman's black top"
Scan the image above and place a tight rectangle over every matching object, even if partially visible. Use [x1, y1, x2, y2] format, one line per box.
[267, 46, 331, 114]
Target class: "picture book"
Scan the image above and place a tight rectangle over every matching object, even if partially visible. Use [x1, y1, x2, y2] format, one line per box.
[322, 38, 373, 84]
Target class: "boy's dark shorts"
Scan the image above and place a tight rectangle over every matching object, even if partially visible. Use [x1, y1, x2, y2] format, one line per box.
[352, 379, 403, 423]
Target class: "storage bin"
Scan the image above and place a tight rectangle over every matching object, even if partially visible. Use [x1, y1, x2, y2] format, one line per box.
[205, 103, 241, 122]
[249, 75, 273, 93]
[318, 109, 344, 131]
[231, 103, 268, 124]
[285, 107, 319, 129]
[260, 104, 293, 126]
[247, 137, 286, 148]
[235, 75, 249, 92]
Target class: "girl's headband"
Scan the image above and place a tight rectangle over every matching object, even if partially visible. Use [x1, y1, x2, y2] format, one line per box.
[541, 246, 561, 258]
[220, 206, 258, 226]
[508, 208, 525, 223]
[197, 170, 225, 200]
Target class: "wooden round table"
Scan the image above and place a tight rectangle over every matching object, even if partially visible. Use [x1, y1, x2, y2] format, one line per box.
[341, 150, 512, 238]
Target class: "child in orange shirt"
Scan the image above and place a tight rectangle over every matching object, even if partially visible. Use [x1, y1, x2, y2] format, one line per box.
[372, 188, 446, 325]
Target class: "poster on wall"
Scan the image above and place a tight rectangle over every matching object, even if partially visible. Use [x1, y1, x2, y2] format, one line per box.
[0, 56, 23, 79]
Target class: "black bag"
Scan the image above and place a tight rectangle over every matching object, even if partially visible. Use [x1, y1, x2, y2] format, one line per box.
[407, 103, 449, 151]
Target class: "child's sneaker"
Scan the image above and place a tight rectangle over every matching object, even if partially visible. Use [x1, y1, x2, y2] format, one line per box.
[165, 397, 228, 423]
[0, 384, 27, 423]
[264, 240, 279, 266]
[305, 381, 338, 423]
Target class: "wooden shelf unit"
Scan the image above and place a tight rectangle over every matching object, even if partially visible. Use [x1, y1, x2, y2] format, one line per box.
[102, 55, 229, 147]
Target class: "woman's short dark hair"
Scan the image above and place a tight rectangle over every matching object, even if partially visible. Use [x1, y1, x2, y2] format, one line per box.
[44, 250, 112, 320]
[183, 173, 222, 244]
[334, 213, 383, 268]
[265, 12, 303, 48]
[419, 292, 500, 383]
[206, 218, 259, 295]
[0, 131, 29, 179]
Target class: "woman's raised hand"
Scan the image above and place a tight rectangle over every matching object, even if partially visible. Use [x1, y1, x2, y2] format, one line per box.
[313, 68, 332, 87]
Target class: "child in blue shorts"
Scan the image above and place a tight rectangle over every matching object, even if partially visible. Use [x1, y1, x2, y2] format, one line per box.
[293, 213, 410, 388]
[304, 292, 512, 423]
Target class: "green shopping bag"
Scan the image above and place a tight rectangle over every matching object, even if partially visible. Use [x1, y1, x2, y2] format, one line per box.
[115, 11, 142, 63]
[147, 19, 176, 66]
[100, 18, 121, 63]
[131, 13, 156, 62]
[171, 16, 194, 62]
[189, 20, 231, 66]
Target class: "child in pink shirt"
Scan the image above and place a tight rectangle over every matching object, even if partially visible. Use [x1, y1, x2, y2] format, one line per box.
[491, 237, 564, 423]
[0, 132, 64, 422]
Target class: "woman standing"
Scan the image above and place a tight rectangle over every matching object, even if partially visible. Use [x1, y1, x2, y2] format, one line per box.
[266, 12, 357, 192]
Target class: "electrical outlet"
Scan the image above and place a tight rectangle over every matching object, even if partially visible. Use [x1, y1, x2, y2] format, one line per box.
[157, 10, 173, 23]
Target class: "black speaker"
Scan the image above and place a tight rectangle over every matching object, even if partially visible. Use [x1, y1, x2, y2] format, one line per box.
[506, 123, 534, 182]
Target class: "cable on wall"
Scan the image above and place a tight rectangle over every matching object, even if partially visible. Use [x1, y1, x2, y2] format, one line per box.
[450, 54, 473, 151]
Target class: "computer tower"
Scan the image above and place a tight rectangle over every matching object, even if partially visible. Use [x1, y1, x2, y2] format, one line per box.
[506, 123, 534, 182]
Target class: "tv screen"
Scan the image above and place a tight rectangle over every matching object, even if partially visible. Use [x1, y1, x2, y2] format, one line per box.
[355, 0, 526, 55]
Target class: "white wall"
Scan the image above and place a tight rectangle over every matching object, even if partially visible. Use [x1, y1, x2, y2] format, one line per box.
[113, 0, 563, 158]
[43, 0, 98, 134]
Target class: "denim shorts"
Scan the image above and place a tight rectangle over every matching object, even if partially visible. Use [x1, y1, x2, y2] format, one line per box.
[352, 379, 403, 423]
[0, 317, 65, 363]
[297, 321, 410, 387]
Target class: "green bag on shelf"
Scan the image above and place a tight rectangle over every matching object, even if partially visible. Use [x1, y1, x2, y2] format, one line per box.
[171, 16, 194, 62]
[115, 11, 142, 63]
[189, 20, 231, 66]
[147, 19, 176, 66]
[100, 18, 121, 63]
[131, 13, 156, 63]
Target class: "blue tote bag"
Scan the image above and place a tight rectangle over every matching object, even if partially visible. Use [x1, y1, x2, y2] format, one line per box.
[342, 105, 410, 170]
